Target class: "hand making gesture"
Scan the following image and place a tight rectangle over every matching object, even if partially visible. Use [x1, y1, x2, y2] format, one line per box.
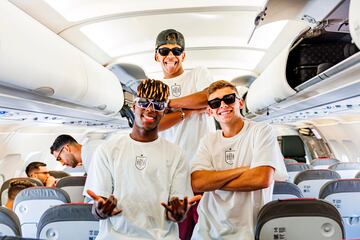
[87, 189, 122, 219]
[161, 195, 202, 222]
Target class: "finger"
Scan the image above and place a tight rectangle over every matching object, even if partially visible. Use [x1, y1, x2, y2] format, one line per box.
[112, 208, 122, 216]
[102, 195, 117, 214]
[87, 189, 102, 201]
[161, 202, 173, 212]
[189, 195, 202, 205]
[183, 196, 188, 210]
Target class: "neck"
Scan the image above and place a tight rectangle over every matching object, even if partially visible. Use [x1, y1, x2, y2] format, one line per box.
[164, 68, 184, 79]
[5, 200, 13, 210]
[130, 126, 159, 142]
[220, 117, 244, 138]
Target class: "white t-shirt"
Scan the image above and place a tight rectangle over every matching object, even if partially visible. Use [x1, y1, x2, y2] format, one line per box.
[191, 121, 288, 240]
[86, 134, 193, 240]
[81, 139, 104, 173]
[160, 66, 216, 162]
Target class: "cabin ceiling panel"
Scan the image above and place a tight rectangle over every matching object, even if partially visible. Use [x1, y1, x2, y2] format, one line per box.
[78, 11, 259, 57]
[41, 0, 267, 22]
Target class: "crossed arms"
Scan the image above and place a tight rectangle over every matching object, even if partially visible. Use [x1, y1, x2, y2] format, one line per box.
[159, 89, 208, 131]
[191, 166, 275, 192]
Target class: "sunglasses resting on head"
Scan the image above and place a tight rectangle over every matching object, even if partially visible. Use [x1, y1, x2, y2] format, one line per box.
[208, 93, 240, 109]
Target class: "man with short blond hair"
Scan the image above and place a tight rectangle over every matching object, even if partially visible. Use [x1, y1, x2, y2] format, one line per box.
[191, 80, 288, 239]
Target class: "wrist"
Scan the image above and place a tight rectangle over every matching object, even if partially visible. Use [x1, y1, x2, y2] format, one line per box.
[179, 109, 185, 120]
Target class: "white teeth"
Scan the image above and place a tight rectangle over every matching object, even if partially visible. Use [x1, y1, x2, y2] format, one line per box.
[143, 116, 154, 120]
[219, 110, 231, 115]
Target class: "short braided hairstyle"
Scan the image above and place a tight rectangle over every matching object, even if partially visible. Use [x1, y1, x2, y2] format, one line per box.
[137, 79, 169, 102]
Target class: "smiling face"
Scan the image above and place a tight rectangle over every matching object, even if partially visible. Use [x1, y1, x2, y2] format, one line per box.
[207, 87, 244, 124]
[155, 43, 185, 79]
[133, 101, 164, 132]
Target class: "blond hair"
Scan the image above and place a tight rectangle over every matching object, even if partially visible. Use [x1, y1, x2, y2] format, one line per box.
[207, 80, 238, 95]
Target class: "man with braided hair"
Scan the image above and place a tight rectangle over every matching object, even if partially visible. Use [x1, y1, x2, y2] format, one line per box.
[86, 79, 200, 240]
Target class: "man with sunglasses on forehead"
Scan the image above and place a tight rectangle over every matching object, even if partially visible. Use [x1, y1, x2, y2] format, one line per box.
[191, 80, 288, 239]
[85, 79, 200, 240]
[155, 28, 216, 240]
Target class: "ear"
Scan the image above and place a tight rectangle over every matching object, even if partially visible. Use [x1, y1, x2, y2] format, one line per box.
[181, 52, 186, 62]
[206, 106, 212, 116]
[155, 52, 160, 62]
[239, 98, 244, 109]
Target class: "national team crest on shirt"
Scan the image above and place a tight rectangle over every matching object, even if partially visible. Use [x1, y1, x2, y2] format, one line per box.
[225, 148, 235, 165]
[135, 154, 147, 170]
[171, 84, 181, 97]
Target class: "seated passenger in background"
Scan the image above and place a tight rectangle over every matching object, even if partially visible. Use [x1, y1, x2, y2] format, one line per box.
[50, 134, 103, 173]
[5, 179, 35, 210]
[25, 162, 56, 187]
[191, 80, 288, 240]
[86, 79, 201, 240]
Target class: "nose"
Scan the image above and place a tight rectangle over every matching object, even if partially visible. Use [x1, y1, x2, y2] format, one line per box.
[220, 100, 229, 108]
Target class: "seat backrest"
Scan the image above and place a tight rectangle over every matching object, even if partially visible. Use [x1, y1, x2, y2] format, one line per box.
[255, 199, 344, 240]
[319, 179, 360, 239]
[294, 170, 341, 198]
[48, 171, 70, 179]
[284, 159, 298, 164]
[310, 158, 340, 170]
[13, 187, 70, 238]
[272, 181, 303, 200]
[285, 163, 311, 183]
[37, 203, 98, 239]
[56, 176, 87, 202]
[0, 178, 43, 206]
[281, 135, 306, 163]
[0, 207, 21, 237]
[328, 162, 360, 178]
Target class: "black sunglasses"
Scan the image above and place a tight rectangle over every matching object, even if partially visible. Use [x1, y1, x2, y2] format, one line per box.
[208, 93, 240, 109]
[157, 47, 183, 56]
[135, 98, 167, 112]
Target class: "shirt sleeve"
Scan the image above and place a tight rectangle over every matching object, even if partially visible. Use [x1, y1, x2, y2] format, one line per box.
[191, 136, 214, 172]
[169, 150, 193, 199]
[251, 124, 288, 181]
[194, 66, 214, 91]
[83, 144, 114, 198]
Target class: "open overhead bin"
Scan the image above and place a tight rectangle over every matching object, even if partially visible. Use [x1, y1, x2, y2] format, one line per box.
[246, 0, 360, 120]
[0, 1, 124, 115]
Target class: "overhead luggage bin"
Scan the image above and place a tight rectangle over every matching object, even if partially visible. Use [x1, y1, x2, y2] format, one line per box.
[246, 0, 360, 120]
[0, 1, 124, 115]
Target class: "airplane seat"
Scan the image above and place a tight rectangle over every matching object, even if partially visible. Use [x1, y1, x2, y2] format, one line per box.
[55, 176, 87, 202]
[13, 187, 70, 238]
[0, 237, 39, 240]
[0, 178, 43, 206]
[310, 158, 340, 170]
[48, 171, 70, 179]
[284, 158, 298, 164]
[328, 162, 360, 178]
[281, 136, 306, 163]
[272, 181, 303, 200]
[255, 199, 345, 240]
[0, 206, 21, 237]
[37, 203, 99, 240]
[285, 163, 311, 183]
[319, 179, 360, 239]
[294, 170, 340, 198]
